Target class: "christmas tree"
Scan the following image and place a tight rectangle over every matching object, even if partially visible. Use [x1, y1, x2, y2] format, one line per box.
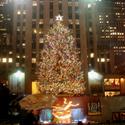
[37, 15, 85, 95]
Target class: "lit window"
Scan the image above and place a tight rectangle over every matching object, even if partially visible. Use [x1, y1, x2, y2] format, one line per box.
[39, 31, 42, 34]
[32, 58, 36, 63]
[101, 36, 105, 38]
[39, 21, 43, 24]
[17, 28, 20, 31]
[101, 58, 105, 62]
[23, 10, 26, 14]
[99, 21, 103, 23]
[90, 53, 94, 58]
[39, 38, 43, 43]
[17, 11, 21, 15]
[8, 58, 13, 63]
[99, 18, 102, 20]
[105, 91, 120, 97]
[107, 59, 110, 62]
[22, 43, 26, 46]
[89, 27, 92, 32]
[17, 56, 20, 58]
[2, 58, 7, 63]
[33, 1, 37, 6]
[106, 36, 110, 38]
[102, 29, 104, 32]
[88, 4, 91, 8]
[16, 63, 20, 67]
[9, 51, 13, 54]
[34, 29, 37, 34]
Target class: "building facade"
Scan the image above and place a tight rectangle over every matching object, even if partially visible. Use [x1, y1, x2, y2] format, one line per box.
[86, 0, 125, 74]
[85, 0, 125, 96]
[0, 0, 125, 95]
[0, 0, 13, 82]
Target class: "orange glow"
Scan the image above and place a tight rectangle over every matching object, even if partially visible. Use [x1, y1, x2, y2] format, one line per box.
[52, 98, 79, 123]
[32, 81, 40, 94]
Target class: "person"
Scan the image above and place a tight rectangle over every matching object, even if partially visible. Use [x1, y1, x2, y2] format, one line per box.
[32, 110, 40, 125]
[78, 121, 83, 125]
[20, 110, 38, 125]
[0, 83, 10, 122]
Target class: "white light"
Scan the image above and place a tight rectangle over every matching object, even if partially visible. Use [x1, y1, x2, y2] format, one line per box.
[43, 121, 50, 124]
[22, 43, 25, 46]
[34, 29, 37, 33]
[88, 70, 102, 80]
[82, 118, 87, 123]
[2, 58, 7, 63]
[8, 58, 13, 63]
[90, 53, 94, 58]
[101, 58, 105, 62]
[88, 4, 92, 8]
[15, 70, 24, 79]
[9, 51, 13, 54]
[17, 11, 21, 15]
[56, 15, 63, 21]
[32, 58, 36, 63]
[33, 1, 37, 6]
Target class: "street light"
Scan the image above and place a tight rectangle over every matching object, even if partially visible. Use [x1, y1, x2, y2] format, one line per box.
[15, 70, 24, 78]
[88, 70, 102, 81]
[88, 70, 103, 94]
[9, 70, 25, 94]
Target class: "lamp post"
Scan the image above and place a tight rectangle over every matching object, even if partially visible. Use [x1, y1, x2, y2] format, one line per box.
[9, 70, 25, 95]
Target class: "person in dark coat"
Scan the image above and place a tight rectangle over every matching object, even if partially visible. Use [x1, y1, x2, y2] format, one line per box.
[20, 110, 38, 125]
[0, 83, 10, 122]
[78, 121, 83, 125]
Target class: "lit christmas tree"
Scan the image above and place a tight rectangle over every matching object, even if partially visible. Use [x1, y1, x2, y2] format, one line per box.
[37, 15, 85, 95]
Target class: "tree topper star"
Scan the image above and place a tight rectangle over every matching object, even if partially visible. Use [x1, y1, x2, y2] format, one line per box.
[56, 15, 63, 21]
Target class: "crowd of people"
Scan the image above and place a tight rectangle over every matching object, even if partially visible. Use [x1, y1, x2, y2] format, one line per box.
[19, 110, 39, 125]
[0, 83, 10, 122]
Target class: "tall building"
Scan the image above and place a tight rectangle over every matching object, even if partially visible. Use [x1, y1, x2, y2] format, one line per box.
[0, 0, 13, 82]
[85, 0, 125, 96]
[1, 0, 125, 94]
[86, 0, 125, 74]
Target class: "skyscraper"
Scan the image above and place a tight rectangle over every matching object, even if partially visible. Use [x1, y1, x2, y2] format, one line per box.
[0, 0, 13, 82]
[86, 0, 125, 95]
[86, 0, 125, 74]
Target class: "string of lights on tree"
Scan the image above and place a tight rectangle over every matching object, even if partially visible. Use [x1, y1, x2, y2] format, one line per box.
[37, 15, 86, 95]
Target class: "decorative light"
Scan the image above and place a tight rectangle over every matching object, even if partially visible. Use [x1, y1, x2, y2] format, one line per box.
[56, 14, 63, 21]
[37, 15, 85, 95]
[52, 98, 79, 123]
[88, 70, 102, 81]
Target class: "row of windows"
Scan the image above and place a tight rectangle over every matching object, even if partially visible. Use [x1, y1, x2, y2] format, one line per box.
[17, 1, 80, 19]
[0, 57, 12, 63]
